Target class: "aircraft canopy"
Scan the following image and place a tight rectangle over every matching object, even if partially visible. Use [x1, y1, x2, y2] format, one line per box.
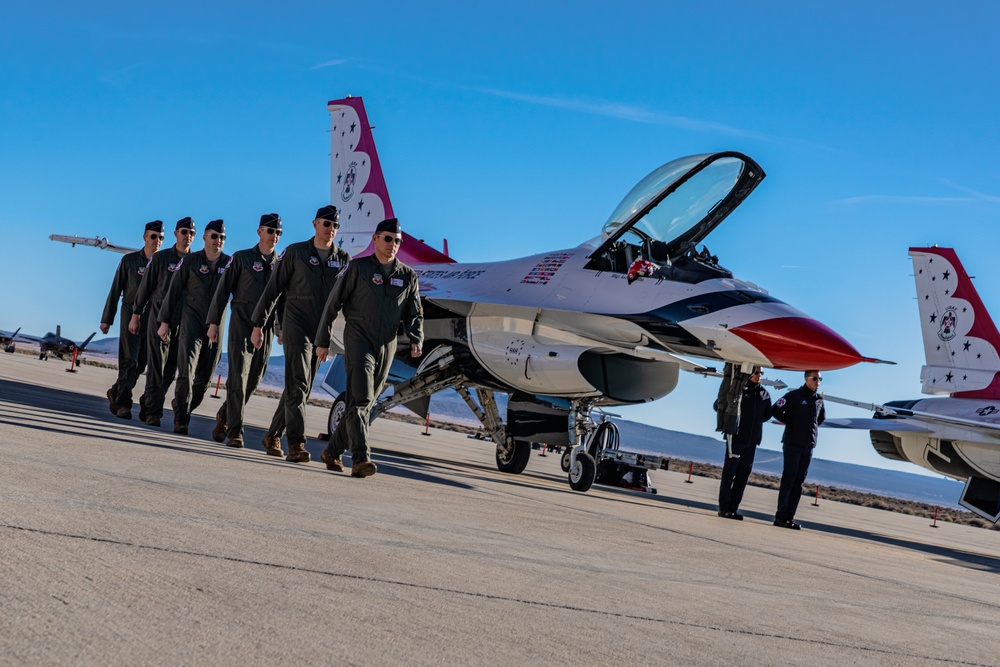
[587, 152, 765, 260]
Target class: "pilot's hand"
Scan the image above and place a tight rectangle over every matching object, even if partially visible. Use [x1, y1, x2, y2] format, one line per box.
[316, 347, 329, 362]
[277, 331, 283, 346]
[410, 343, 422, 358]
[207, 323, 219, 344]
[157, 322, 169, 342]
[99, 323, 110, 335]
[251, 327, 263, 350]
[128, 314, 141, 335]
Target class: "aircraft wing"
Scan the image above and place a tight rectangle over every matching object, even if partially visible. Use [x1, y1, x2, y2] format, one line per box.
[824, 393, 1000, 439]
[14, 333, 46, 344]
[49, 234, 137, 254]
[822, 417, 932, 433]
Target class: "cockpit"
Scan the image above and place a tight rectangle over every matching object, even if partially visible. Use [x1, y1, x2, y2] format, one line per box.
[583, 152, 765, 284]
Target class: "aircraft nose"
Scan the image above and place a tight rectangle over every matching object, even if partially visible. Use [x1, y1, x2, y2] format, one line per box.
[730, 317, 863, 370]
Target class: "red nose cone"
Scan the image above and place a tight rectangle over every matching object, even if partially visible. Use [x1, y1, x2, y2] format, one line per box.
[730, 317, 863, 370]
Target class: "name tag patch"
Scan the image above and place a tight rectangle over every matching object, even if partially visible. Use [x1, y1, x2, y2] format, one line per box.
[390, 278, 404, 287]
[327, 260, 340, 268]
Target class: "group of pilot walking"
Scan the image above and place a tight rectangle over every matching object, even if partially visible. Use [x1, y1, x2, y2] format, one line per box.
[717, 367, 826, 530]
[100, 207, 423, 478]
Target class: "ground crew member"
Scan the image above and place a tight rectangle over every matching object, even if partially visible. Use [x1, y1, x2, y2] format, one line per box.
[315, 217, 423, 478]
[130, 217, 195, 426]
[157, 219, 230, 434]
[772, 370, 826, 530]
[206, 213, 285, 449]
[250, 205, 350, 462]
[101, 220, 164, 419]
[717, 367, 771, 520]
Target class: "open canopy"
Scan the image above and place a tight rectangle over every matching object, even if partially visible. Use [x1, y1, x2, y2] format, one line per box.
[586, 152, 765, 260]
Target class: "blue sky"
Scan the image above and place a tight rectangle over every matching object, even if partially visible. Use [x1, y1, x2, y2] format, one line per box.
[3, 2, 1000, 475]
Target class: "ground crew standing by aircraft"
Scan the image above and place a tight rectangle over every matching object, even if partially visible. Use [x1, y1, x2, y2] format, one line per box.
[130, 217, 195, 427]
[717, 367, 771, 520]
[157, 220, 230, 435]
[772, 371, 825, 530]
[101, 220, 164, 419]
[316, 217, 423, 479]
[250, 205, 350, 462]
[206, 213, 285, 449]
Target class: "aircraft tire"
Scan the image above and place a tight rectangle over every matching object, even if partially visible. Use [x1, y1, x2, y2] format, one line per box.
[560, 448, 572, 473]
[327, 394, 348, 437]
[568, 452, 596, 492]
[496, 440, 531, 474]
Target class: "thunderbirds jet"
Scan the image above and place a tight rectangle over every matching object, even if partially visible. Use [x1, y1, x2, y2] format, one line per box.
[825, 247, 1000, 523]
[321, 96, 886, 491]
[1, 327, 20, 353]
[17, 325, 98, 362]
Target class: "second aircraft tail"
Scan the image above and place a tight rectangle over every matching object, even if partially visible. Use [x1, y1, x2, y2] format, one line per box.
[909, 246, 1000, 398]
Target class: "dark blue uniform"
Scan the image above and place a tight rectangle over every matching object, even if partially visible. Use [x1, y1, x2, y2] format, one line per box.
[718, 381, 771, 516]
[772, 385, 825, 524]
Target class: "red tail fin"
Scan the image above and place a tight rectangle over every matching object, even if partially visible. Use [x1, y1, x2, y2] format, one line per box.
[327, 96, 454, 264]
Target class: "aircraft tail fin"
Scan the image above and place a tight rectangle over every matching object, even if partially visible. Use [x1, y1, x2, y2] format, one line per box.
[327, 96, 454, 265]
[79, 332, 96, 351]
[909, 247, 1000, 398]
[56, 324, 61, 340]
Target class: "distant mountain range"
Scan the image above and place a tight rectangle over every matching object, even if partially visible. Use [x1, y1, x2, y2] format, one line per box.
[90, 337, 965, 509]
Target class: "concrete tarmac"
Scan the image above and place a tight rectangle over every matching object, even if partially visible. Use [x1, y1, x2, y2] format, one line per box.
[2, 352, 1000, 666]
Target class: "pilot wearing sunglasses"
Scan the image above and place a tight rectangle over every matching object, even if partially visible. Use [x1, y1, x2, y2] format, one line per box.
[157, 219, 231, 435]
[100, 219, 165, 420]
[315, 216, 423, 479]
[205, 213, 287, 449]
[130, 216, 196, 427]
[250, 205, 351, 463]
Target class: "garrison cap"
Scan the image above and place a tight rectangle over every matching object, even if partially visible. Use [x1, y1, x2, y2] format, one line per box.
[315, 205, 339, 222]
[375, 217, 401, 234]
[175, 217, 195, 231]
[145, 220, 164, 233]
[206, 219, 225, 234]
[259, 213, 282, 229]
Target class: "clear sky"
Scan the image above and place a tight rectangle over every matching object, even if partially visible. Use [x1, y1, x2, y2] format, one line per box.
[3, 2, 999, 476]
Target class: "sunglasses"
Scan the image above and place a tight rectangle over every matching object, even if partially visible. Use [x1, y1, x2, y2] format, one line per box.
[209, 233, 225, 241]
[321, 220, 340, 229]
[807, 375, 823, 381]
[380, 235, 402, 245]
[178, 229, 195, 236]
[263, 227, 282, 236]
[148, 233, 164, 241]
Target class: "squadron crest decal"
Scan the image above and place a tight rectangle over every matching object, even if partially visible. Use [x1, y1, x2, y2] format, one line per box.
[341, 161, 357, 202]
[252, 261, 264, 272]
[372, 273, 384, 286]
[938, 306, 958, 342]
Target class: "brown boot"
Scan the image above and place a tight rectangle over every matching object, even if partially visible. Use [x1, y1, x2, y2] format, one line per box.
[106, 388, 118, 416]
[211, 411, 227, 443]
[350, 460, 377, 478]
[286, 442, 310, 463]
[225, 436, 244, 449]
[262, 435, 284, 457]
[321, 449, 344, 472]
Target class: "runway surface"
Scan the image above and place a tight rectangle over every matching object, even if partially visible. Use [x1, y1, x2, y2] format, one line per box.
[2, 352, 999, 666]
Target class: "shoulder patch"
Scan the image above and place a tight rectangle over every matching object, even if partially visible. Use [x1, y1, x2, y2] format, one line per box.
[277, 249, 286, 261]
[225, 256, 234, 269]
[775, 397, 786, 408]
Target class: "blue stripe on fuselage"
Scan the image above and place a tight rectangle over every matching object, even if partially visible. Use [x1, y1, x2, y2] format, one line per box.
[616, 290, 785, 346]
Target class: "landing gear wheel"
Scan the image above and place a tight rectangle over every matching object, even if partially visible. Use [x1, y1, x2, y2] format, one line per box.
[560, 448, 572, 473]
[496, 439, 531, 474]
[568, 452, 596, 492]
[327, 394, 348, 436]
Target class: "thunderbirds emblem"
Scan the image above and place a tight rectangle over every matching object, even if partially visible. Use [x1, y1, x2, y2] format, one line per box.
[938, 307, 958, 342]
[341, 161, 357, 202]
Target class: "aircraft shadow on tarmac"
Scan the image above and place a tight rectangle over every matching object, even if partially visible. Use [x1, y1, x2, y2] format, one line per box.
[3, 378, 999, 572]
